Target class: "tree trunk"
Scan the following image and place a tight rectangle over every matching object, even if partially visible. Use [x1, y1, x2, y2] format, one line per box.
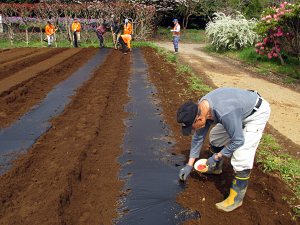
[25, 24, 29, 46]
[40, 27, 43, 47]
[274, 41, 285, 65]
[153, 11, 164, 34]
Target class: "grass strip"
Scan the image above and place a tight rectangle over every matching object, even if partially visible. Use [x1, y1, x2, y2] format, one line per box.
[257, 134, 300, 199]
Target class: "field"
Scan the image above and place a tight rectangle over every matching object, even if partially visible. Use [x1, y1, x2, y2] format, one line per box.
[0, 47, 299, 224]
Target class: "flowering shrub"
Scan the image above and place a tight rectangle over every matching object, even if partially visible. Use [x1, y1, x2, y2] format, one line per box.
[206, 12, 259, 51]
[254, 2, 300, 65]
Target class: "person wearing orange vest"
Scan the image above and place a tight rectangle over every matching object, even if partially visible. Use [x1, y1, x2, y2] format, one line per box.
[45, 21, 56, 47]
[71, 18, 81, 47]
[118, 34, 134, 55]
[170, 19, 181, 53]
[124, 19, 132, 35]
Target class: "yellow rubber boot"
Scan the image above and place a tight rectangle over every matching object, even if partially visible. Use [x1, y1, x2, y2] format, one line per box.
[216, 169, 250, 212]
[205, 144, 224, 174]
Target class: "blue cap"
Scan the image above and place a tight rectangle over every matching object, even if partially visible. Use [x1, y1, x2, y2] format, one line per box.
[125, 19, 129, 23]
[172, 19, 178, 22]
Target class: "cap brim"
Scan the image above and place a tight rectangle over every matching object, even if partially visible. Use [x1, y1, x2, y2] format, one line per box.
[182, 124, 193, 136]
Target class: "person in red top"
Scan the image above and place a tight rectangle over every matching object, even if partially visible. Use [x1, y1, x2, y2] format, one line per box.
[123, 19, 132, 35]
[71, 18, 81, 47]
[170, 19, 181, 53]
[45, 21, 56, 47]
[96, 23, 107, 48]
[118, 34, 134, 55]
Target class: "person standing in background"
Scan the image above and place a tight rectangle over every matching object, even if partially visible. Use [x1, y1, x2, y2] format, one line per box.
[124, 19, 132, 35]
[71, 18, 81, 47]
[170, 19, 180, 53]
[112, 21, 121, 50]
[45, 21, 56, 47]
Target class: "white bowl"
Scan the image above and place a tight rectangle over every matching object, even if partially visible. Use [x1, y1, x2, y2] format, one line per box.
[194, 159, 208, 172]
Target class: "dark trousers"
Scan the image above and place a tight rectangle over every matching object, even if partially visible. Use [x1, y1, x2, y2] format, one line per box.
[118, 36, 126, 53]
[73, 32, 78, 47]
[96, 33, 104, 47]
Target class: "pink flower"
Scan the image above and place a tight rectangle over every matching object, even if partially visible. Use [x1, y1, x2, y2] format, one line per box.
[259, 51, 265, 55]
[288, 37, 291, 40]
[255, 48, 259, 53]
[272, 47, 276, 50]
[266, 15, 272, 19]
[261, 17, 266, 21]
[274, 14, 278, 18]
[273, 27, 278, 30]
[270, 39, 274, 42]
[267, 20, 271, 23]
[276, 41, 279, 44]
[264, 37, 269, 42]
[255, 43, 263, 47]
[278, 48, 281, 52]
[284, 1, 287, 4]
[261, 47, 265, 50]
[271, 50, 274, 54]
[273, 53, 278, 57]
[281, 4, 285, 8]
[270, 35, 274, 38]
[286, 33, 290, 36]
[268, 53, 272, 59]
[292, 33, 295, 37]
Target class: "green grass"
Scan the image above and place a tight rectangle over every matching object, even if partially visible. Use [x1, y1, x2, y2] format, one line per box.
[153, 27, 205, 43]
[257, 134, 300, 198]
[176, 63, 212, 95]
[203, 45, 300, 79]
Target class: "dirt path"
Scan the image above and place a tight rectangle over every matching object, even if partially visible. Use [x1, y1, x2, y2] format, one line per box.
[155, 42, 300, 156]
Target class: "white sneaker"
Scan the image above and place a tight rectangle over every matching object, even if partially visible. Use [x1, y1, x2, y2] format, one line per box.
[124, 53, 127, 55]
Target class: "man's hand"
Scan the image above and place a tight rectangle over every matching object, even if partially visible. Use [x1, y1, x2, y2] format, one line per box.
[74, 29, 77, 32]
[206, 153, 219, 172]
[179, 164, 193, 181]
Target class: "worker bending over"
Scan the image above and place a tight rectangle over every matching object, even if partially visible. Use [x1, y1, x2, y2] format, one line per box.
[71, 18, 81, 47]
[96, 23, 107, 48]
[124, 19, 132, 35]
[177, 87, 270, 212]
[45, 21, 56, 47]
[119, 34, 134, 55]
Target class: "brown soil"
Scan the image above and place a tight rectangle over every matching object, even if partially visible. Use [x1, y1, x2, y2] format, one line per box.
[0, 47, 67, 81]
[0, 47, 98, 128]
[142, 47, 300, 224]
[0, 46, 299, 224]
[0, 49, 130, 224]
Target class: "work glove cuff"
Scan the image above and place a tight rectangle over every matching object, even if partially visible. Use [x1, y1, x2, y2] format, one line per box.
[185, 164, 193, 172]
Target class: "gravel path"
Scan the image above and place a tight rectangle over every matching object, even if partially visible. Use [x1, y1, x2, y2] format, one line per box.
[154, 43, 300, 151]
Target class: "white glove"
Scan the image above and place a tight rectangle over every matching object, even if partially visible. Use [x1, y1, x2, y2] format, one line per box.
[170, 30, 173, 32]
[74, 29, 77, 32]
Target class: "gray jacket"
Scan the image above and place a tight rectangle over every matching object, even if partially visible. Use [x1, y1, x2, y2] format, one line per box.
[189, 87, 259, 158]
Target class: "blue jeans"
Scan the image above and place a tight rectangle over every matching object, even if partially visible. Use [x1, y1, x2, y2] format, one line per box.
[97, 33, 104, 47]
[173, 36, 180, 50]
